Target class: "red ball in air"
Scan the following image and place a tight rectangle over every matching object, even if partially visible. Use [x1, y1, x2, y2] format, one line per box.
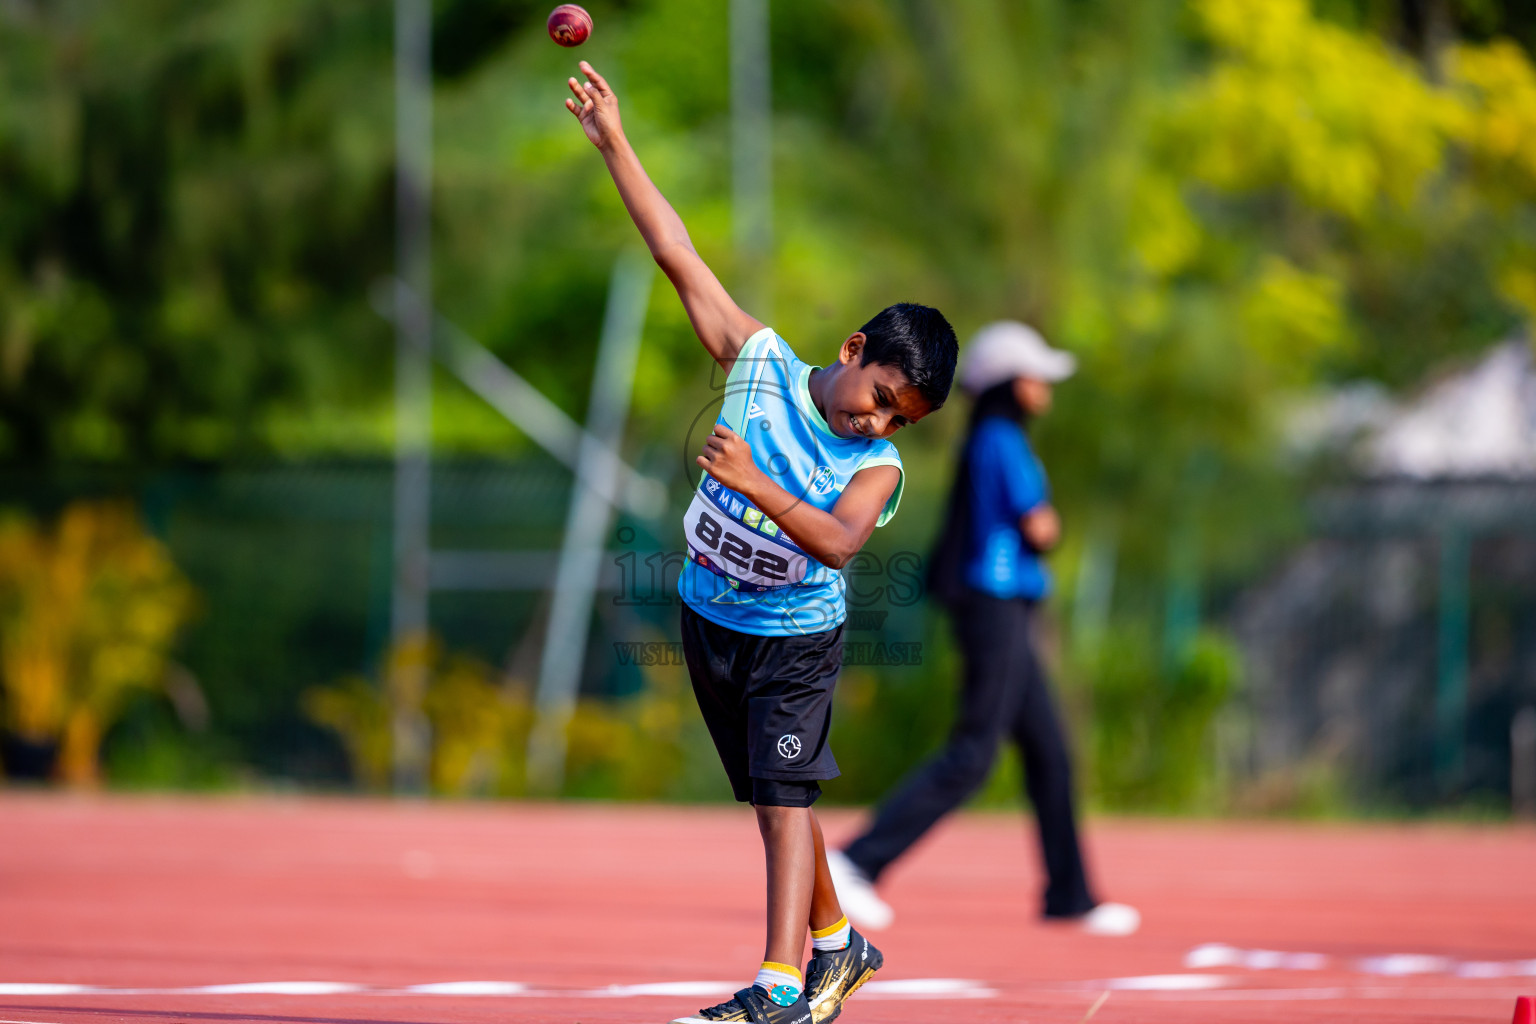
[547, 4, 592, 47]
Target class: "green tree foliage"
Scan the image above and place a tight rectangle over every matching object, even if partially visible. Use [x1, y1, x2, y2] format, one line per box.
[5, 0, 1531, 470]
[0, 3, 397, 463]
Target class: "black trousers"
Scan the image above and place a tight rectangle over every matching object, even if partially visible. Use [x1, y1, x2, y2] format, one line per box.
[843, 590, 1097, 917]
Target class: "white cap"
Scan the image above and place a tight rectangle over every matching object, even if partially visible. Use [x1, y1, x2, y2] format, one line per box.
[959, 321, 1077, 395]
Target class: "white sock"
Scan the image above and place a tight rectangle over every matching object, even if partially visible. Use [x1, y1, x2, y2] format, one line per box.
[753, 961, 802, 1005]
[811, 914, 851, 952]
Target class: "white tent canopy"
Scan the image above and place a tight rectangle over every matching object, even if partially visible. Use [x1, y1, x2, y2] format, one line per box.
[1290, 339, 1536, 480]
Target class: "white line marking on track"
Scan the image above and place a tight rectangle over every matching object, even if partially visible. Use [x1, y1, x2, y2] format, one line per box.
[1148, 985, 1534, 1001]
[1458, 960, 1536, 978]
[1091, 974, 1234, 991]
[400, 982, 527, 995]
[1186, 943, 1536, 978]
[860, 979, 999, 999]
[1357, 954, 1454, 976]
[0, 1017, 71, 1024]
[193, 983, 366, 994]
[1156, 986, 1349, 1001]
[2, 975, 1530, 1004]
[0, 978, 998, 1000]
[1185, 944, 1328, 970]
[573, 983, 737, 998]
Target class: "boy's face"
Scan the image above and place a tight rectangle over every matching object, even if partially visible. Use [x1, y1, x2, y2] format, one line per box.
[827, 333, 935, 440]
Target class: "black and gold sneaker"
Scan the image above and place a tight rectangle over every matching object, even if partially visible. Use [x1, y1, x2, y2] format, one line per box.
[805, 928, 883, 1024]
[671, 985, 814, 1024]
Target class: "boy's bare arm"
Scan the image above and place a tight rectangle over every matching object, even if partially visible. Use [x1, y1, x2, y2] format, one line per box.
[566, 61, 763, 373]
[697, 424, 899, 569]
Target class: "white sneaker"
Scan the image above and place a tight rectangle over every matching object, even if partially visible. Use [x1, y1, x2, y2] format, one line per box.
[1080, 901, 1140, 936]
[826, 849, 894, 931]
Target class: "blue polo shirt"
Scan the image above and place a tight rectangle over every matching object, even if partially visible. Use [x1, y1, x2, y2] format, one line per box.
[962, 416, 1051, 600]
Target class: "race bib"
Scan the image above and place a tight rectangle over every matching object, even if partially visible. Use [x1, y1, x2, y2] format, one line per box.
[683, 480, 810, 590]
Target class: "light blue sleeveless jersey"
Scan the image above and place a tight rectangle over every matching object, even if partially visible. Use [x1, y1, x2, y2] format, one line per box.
[678, 328, 904, 637]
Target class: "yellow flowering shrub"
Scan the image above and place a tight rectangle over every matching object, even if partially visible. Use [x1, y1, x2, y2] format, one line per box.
[1133, 0, 1536, 380]
[1241, 256, 1352, 381]
[563, 651, 690, 800]
[1174, 0, 1463, 219]
[306, 629, 698, 799]
[1449, 40, 1536, 192]
[0, 502, 193, 784]
[304, 637, 532, 796]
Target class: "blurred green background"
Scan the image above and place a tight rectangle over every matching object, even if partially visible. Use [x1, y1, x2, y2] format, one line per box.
[2, 0, 1534, 815]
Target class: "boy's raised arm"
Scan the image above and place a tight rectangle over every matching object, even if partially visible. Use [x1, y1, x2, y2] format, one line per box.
[566, 61, 763, 373]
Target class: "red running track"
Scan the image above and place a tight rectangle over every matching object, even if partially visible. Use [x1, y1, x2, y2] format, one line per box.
[0, 794, 1533, 1024]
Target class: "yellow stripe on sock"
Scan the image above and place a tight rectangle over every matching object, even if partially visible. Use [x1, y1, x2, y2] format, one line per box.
[760, 962, 802, 982]
[810, 916, 849, 939]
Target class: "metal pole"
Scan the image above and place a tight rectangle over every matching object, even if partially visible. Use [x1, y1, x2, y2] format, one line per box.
[433, 314, 665, 519]
[390, 0, 433, 794]
[731, 0, 771, 319]
[1070, 518, 1117, 664]
[1162, 521, 1201, 674]
[369, 282, 665, 520]
[1435, 526, 1470, 788]
[526, 251, 654, 794]
[1513, 706, 1536, 820]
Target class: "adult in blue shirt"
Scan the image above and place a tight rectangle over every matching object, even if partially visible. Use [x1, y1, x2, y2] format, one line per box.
[828, 322, 1139, 936]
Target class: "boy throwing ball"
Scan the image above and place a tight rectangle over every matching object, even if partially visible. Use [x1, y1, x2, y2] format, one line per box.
[565, 62, 957, 1024]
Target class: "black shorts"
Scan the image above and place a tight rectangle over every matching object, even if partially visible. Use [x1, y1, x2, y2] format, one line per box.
[680, 603, 843, 807]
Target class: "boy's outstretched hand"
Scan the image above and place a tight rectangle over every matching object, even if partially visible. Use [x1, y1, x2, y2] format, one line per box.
[566, 61, 622, 149]
[563, 57, 763, 374]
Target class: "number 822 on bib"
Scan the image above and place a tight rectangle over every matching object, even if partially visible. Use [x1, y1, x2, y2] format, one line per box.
[683, 490, 810, 591]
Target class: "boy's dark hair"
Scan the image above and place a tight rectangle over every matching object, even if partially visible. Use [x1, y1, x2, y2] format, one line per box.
[858, 302, 958, 410]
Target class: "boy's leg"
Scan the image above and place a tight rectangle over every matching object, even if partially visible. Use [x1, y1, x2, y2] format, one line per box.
[739, 622, 844, 965]
[808, 809, 843, 932]
[756, 802, 815, 969]
[673, 610, 831, 1021]
[805, 808, 883, 1024]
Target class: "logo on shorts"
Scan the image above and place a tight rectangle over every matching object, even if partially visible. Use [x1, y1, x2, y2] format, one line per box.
[777, 734, 802, 759]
